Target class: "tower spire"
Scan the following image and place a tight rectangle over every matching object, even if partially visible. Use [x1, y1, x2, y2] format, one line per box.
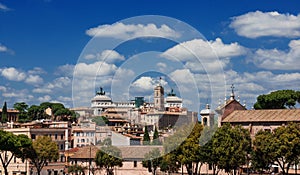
[230, 84, 235, 100]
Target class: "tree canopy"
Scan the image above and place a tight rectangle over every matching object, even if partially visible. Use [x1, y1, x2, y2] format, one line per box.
[95, 145, 123, 175]
[92, 116, 108, 126]
[28, 136, 59, 175]
[254, 90, 300, 109]
[1, 101, 8, 123]
[142, 148, 162, 175]
[0, 130, 32, 175]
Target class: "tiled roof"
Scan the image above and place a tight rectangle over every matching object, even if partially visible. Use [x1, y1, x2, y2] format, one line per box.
[222, 109, 300, 123]
[69, 145, 99, 159]
[118, 146, 163, 159]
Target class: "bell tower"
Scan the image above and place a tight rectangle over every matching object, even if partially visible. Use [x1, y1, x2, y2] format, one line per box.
[200, 104, 215, 127]
[154, 80, 164, 111]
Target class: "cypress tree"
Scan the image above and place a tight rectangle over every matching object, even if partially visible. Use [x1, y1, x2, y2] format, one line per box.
[152, 127, 161, 145]
[143, 125, 150, 145]
[1, 101, 8, 123]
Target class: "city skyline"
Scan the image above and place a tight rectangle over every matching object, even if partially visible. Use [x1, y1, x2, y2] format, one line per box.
[1, 0, 300, 112]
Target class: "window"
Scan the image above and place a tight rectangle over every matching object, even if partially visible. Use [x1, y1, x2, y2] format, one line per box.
[81, 139, 85, 143]
[31, 134, 36, 140]
[134, 161, 137, 168]
[76, 132, 80, 136]
[60, 155, 64, 162]
[61, 134, 64, 140]
[55, 134, 58, 140]
[60, 144, 64, 150]
[77, 139, 80, 143]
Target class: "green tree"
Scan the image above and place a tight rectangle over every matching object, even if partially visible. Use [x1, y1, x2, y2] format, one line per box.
[28, 136, 59, 175]
[68, 164, 87, 175]
[95, 145, 122, 175]
[13, 102, 29, 122]
[152, 127, 161, 145]
[143, 125, 150, 145]
[0, 130, 32, 175]
[251, 130, 275, 174]
[272, 123, 300, 175]
[27, 105, 43, 120]
[142, 148, 162, 175]
[92, 116, 108, 126]
[254, 90, 300, 109]
[159, 152, 180, 174]
[211, 124, 251, 175]
[1, 101, 8, 123]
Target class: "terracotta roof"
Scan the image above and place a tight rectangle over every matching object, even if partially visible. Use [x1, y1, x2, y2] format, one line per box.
[69, 145, 99, 159]
[222, 109, 300, 123]
[118, 146, 163, 159]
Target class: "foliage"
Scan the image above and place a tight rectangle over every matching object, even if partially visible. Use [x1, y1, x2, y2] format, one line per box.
[13, 102, 29, 122]
[28, 136, 59, 175]
[162, 123, 203, 175]
[68, 164, 87, 174]
[1, 101, 8, 123]
[251, 130, 275, 173]
[92, 116, 108, 126]
[254, 90, 300, 109]
[19, 102, 76, 122]
[152, 127, 161, 145]
[95, 145, 122, 175]
[143, 125, 150, 145]
[159, 152, 180, 174]
[142, 148, 162, 175]
[211, 123, 251, 175]
[0, 130, 32, 175]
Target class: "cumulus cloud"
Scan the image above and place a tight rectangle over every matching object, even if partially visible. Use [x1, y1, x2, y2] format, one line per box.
[0, 67, 26, 81]
[56, 64, 75, 77]
[25, 75, 44, 85]
[28, 67, 46, 75]
[38, 95, 52, 102]
[86, 22, 180, 39]
[97, 50, 125, 63]
[0, 44, 8, 52]
[230, 11, 300, 38]
[252, 39, 300, 70]
[161, 38, 246, 72]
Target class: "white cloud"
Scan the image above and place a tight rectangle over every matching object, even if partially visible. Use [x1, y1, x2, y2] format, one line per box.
[162, 38, 246, 61]
[97, 50, 125, 63]
[252, 39, 300, 70]
[28, 67, 46, 75]
[25, 75, 44, 85]
[161, 38, 246, 72]
[38, 95, 52, 102]
[0, 67, 26, 81]
[0, 3, 10, 11]
[0, 86, 6, 92]
[74, 61, 117, 77]
[84, 54, 96, 60]
[86, 22, 180, 39]
[230, 11, 300, 38]
[0, 44, 8, 52]
[56, 64, 75, 77]
[32, 88, 52, 94]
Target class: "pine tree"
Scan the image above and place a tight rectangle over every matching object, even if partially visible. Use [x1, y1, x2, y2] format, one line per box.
[143, 125, 150, 145]
[1, 101, 8, 123]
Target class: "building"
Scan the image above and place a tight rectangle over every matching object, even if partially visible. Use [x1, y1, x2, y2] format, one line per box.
[200, 104, 215, 127]
[72, 121, 96, 147]
[0, 108, 19, 123]
[2, 121, 71, 175]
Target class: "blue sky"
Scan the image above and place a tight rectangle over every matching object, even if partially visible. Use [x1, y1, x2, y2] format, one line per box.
[1, 0, 300, 112]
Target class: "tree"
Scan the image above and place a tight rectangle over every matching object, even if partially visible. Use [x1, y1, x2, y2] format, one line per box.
[143, 125, 150, 145]
[160, 152, 180, 174]
[92, 116, 108, 126]
[68, 164, 87, 175]
[95, 145, 122, 175]
[152, 127, 161, 145]
[251, 130, 275, 174]
[254, 90, 300, 109]
[272, 123, 300, 175]
[0, 130, 32, 175]
[28, 136, 59, 175]
[13, 102, 29, 122]
[211, 124, 251, 175]
[142, 148, 162, 175]
[1, 101, 8, 123]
